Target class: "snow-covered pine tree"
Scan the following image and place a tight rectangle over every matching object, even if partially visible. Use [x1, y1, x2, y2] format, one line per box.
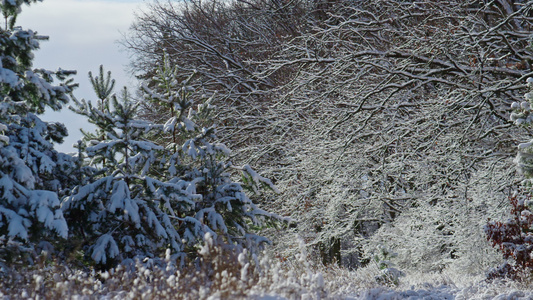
[0, 0, 76, 256]
[64, 74, 194, 266]
[141, 54, 283, 253]
[65, 62, 283, 267]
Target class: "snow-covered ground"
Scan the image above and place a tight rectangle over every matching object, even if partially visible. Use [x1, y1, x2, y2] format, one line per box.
[2, 244, 533, 300]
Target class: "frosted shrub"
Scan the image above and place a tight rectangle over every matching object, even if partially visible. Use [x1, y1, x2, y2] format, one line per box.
[371, 245, 404, 286]
[485, 192, 533, 279]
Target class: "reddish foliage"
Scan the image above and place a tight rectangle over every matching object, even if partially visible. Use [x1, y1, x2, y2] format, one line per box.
[485, 193, 533, 277]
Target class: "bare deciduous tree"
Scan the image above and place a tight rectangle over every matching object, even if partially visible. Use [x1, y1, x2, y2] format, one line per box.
[125, 0, 533, 272]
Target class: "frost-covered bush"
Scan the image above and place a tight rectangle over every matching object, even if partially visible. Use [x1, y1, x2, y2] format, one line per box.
[366, 167, 506, 275]
[63, 64, 283, 267]
[485, 192, 533, 278]
[0, 0, 76, 256]
[371, 245, 404, 286]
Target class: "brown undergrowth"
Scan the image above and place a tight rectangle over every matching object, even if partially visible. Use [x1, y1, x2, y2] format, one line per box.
[0, 235, 334, 299]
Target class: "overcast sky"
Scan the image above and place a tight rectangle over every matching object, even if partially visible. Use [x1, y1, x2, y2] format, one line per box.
[18, 0, 147, 153]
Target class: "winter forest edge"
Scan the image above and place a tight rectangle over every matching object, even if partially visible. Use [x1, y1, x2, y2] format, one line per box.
[5, 0, 533, 298]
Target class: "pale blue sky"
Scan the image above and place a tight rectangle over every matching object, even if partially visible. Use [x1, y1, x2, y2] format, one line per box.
[18, 0, 146, 153]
